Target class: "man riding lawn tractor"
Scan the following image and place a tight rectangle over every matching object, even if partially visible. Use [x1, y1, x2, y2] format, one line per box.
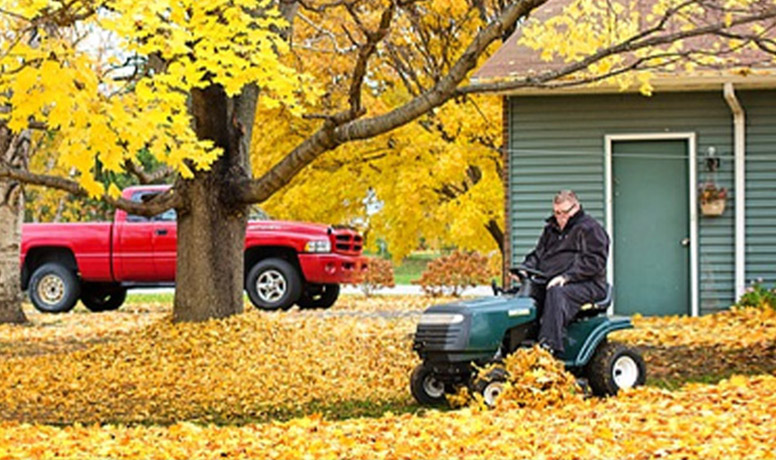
[410, 191, 646, 406]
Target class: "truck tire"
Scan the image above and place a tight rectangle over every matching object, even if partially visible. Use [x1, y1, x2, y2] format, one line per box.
[246, 258, 302, 311]
[297, 283, 340, 309]
[586, 341, 646, 396]
[28, 262, 81, 314]
[81, 283, 127, 312]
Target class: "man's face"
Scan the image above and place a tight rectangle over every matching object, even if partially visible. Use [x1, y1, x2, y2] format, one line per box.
[553, 200, 579, 230]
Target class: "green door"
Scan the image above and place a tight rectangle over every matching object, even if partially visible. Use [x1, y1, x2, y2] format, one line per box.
[612, 140, 690, 316]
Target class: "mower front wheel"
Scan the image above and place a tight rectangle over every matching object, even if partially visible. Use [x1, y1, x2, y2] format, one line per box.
[410, 364, 448, 406]
[586, 341, 646, 396]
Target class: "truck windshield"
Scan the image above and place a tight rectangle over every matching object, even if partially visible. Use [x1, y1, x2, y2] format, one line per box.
[126, 192, 268, 222]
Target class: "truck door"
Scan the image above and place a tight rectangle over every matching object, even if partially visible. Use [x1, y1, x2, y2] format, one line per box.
[152, 209, 177, 281]
[113, 192, 157, 282]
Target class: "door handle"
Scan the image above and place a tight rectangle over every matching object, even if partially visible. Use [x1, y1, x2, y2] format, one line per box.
[155, 229, 168, 236]
[680, 237, 690, 247]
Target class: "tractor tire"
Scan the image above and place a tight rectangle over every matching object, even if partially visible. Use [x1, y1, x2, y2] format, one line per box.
[410, 364, 448, 406]
[81, 283, 127, 312]
[471, 366, 509, 407]
[28, 262, 81, 314]
[246, 258, 302, 311]
[586, 341, 646, 396]
[297, 283, 340, 309]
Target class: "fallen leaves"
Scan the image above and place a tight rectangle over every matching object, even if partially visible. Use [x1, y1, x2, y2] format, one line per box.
[0, 298, 775, 459]
[1, 373, 776, 459]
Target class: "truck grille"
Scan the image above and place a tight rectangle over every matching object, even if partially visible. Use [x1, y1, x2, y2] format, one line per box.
[333, 232, 363, 255]
[414, 324, 463, 349]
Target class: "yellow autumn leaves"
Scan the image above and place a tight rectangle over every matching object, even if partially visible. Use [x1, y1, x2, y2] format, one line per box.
[0, 0, 316, 196]
[0, 297, 775, 459]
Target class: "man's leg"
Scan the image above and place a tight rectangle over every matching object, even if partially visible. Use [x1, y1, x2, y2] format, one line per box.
[539, 282, 606, 354]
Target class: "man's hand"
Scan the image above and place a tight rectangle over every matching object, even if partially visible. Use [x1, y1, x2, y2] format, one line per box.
[547, 275, 567, 289]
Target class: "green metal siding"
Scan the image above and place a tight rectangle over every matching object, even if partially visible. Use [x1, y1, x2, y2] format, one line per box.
[739, 92, 776, 289]
[509, 91, 744, 315]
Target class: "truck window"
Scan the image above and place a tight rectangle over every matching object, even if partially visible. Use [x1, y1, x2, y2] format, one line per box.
[126, 192, 150, 222]
[126, 191, 177, 222]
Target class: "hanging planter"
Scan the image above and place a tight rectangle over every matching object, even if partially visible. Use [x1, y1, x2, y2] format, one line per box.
[699, 181, 728, 217]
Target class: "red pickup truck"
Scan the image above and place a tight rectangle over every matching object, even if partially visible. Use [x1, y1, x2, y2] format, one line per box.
[20, 186, 366, 313]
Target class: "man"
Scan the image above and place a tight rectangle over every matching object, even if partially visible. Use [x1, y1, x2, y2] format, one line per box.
[519, 190, 609, 356]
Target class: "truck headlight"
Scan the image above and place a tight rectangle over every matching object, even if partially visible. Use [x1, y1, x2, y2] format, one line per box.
[304, 239, 331, 253]
[418, 313, 465, 326]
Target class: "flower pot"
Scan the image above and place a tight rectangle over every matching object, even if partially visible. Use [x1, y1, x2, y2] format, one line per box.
[701, 198, 726, 217]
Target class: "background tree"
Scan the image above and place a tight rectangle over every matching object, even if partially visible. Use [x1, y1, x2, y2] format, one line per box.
[2, 0, 775, 323]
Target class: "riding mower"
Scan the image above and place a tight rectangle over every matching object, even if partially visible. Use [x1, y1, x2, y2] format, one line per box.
[410, 266, 646, 406]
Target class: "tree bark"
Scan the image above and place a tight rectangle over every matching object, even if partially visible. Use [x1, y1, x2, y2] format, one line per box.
[0, 127, 29, 324]
[172, 84, 258, 322]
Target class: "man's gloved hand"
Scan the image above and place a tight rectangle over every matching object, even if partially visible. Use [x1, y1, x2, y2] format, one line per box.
[547, 275, 567, 289]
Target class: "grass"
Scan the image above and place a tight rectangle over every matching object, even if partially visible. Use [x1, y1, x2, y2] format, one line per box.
[393, 252, 438, 285]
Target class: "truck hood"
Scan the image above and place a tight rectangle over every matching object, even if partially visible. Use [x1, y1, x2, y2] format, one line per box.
[247, 220, 331, 236]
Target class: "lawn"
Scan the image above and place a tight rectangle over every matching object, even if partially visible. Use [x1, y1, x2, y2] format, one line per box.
[0, 297, 774, 459]
[392, 252, 438, 284]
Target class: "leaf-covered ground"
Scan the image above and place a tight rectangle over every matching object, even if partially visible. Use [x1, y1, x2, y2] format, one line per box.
[0, 296, 775, 459]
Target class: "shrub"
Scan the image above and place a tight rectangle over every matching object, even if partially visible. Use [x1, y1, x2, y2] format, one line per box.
[736, 280, 776, 309]
[352, 257, 395, 297]
[414, 250, 491, 297]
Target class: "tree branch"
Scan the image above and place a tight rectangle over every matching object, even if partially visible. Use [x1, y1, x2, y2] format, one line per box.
[0, 164, 180, 216]
[458, 7, 776, 94]
[236, 0, 550, 203]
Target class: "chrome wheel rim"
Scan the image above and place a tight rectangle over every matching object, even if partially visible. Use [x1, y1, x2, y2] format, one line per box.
[423, 375, 445, 399]
[256, 269, 287, 303]
[612, 355, 639, 389]
[483, 382, 504, 406]
[37, 274, 65, 305]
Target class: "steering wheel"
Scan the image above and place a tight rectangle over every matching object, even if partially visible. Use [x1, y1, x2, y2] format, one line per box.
[491, 280, 503, 296]
[509, 265, 547, 280]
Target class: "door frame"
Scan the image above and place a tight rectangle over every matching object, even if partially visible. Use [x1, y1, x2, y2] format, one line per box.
[604, 133, 698, 317]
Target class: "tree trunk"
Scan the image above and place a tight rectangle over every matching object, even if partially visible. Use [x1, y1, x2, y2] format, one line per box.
[0, 127, 29, 324]
[172, 84, 258, 322]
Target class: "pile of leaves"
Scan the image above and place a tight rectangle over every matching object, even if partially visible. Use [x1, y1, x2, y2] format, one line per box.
[0, 311, 419, 424]
[449, 347, 581, 410]
[414, 250, 493, 297]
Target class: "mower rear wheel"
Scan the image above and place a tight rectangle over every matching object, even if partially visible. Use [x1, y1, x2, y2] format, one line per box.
[586, 341, 646, 396]
[472, 366, 509, 407]
[410, 364, 448, 406]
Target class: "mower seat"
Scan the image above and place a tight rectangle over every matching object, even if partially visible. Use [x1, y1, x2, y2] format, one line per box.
[575, 284, 613, 318]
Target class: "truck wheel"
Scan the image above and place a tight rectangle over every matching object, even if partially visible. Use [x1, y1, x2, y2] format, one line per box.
[297, 284, 340, 309]
[410, 364, 448, 406]
[472, 366, 509, 407]
[28, 262, 81, 314]
[81, 284, 127, 312]
[586, 341, 646, 396]
[246, 258, 302, 311]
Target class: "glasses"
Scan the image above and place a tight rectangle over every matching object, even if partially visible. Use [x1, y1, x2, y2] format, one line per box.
[553, 203, 577, 217]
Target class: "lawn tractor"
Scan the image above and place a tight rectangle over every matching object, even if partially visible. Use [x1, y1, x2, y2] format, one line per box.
[410, 266, 646, 406]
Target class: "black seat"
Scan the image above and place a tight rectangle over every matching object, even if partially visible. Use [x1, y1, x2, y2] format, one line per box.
[575, 284, 613, 318]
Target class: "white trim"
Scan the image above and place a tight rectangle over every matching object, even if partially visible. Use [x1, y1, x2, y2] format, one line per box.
[604, 133, 699, 317]
[723, 83, 747, 300]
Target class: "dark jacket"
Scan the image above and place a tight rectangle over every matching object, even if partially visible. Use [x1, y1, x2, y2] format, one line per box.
[522, 208, 609, 283]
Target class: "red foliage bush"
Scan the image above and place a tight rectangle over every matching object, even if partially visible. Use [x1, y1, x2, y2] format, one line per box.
[414, 250, 491, 297]
[351, 257, 396, 297]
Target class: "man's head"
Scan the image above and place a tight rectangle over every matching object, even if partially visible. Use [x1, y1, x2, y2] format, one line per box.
[553, 190, 580, 230]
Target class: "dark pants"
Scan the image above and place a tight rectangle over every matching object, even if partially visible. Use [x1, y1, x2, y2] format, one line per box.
[531, 280, 607, 354]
